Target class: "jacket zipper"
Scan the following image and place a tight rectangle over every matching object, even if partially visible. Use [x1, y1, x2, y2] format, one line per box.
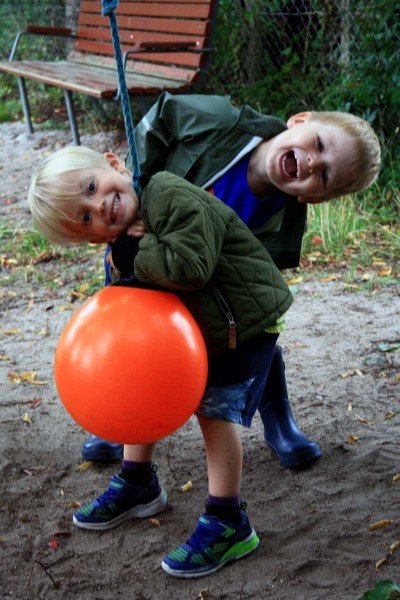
[210, 283, 237, 350]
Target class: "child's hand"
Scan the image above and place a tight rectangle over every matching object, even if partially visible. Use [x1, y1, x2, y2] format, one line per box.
[126, 219, 146, 238]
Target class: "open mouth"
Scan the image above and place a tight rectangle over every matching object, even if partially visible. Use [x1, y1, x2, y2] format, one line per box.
[111, 193, 121, 222]
[282, 151, 299, 178]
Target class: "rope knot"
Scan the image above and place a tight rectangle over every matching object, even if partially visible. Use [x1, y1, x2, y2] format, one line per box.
[101, 0, 119, 16]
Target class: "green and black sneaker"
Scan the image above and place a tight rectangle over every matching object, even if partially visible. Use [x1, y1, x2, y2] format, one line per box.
[161, 503, 259, 578]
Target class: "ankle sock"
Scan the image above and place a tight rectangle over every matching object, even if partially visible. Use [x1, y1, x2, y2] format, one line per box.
[205, 494, 241, 521]
[120, 460, 153, 485]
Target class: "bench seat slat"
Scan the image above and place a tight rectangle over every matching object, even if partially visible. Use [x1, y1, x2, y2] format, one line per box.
[0, 60, 195, 98]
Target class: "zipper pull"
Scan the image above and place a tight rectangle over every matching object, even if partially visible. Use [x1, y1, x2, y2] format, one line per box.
[228, 314, 237, 350]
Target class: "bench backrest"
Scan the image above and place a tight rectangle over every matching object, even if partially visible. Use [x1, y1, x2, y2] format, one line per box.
[69, 0, 218, 84]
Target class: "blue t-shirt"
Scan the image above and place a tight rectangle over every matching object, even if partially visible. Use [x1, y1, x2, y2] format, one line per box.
[105, 152, 290, 284]
[209, 152, 289, 230]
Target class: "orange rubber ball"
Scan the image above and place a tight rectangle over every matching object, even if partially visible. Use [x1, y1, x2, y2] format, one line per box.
[54, 286, 208, 444]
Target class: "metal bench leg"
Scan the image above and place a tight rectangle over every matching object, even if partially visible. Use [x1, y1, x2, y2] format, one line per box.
[17, 77, 34, 135]
[63, 89, 80, 145]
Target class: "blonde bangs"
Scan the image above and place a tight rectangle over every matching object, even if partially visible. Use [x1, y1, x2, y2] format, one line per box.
[28, 146, 113, 244]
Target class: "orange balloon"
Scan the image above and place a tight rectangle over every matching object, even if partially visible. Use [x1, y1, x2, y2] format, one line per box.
[54, 286, 208, 444]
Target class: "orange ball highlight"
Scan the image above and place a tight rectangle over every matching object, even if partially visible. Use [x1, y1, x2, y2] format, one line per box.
[54, 286, 208, 444]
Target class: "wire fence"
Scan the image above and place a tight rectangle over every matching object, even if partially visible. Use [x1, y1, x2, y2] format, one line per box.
[0, 0, 398, 166]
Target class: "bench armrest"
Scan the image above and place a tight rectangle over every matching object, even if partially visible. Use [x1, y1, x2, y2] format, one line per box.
[9, 26, 75, 61]
[113, 44, 213, 100]
[25, 25, 73, 37]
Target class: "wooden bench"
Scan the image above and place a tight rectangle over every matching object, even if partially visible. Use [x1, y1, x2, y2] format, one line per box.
[0, 0, 219, 144]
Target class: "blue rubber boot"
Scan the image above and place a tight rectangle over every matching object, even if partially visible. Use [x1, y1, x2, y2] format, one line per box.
[81, 434, 123, 462]
[258, 345, 322, 469]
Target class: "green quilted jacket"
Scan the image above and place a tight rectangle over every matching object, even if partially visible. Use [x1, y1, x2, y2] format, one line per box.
[129, 171, 293, 354]
[134, 92, 307, 269]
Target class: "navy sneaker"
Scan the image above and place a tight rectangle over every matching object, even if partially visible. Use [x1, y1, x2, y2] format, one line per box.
[161, 503, 259, 578]
[73, 470, 167, 531]
[81, 434, 123, 462]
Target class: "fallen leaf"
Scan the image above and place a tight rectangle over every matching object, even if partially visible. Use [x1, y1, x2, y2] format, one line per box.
[48, 538, 59, 550]
[375, 556, 387, 570]
[77, 461, 93, 471]
[198, 589, 208, 600]
[8, 371, 47, 385]
[1, 328, 21, 336]
[355, 414, 369, 424]
[385, 411, 396, 420]
[0, 536, 6, 543]
[392, 473, 400, 483]
[30, 398, 42, 409]
[390, 540, 400, 553]
[68, 500, 81, 509]
[181, 480, 193, 492]
[361, 272, 372, 281]
[368, 519, 394, 531]
[377, 267, 392, 277]
[0, 355, 11, 361]
[31, 250, 60, 265]
[58, 304, 75, 312]
[148, 518, 160, 527]
[320, 274, 338, 283]
[312, 236, 323, 245]
[347, 434, 359, 443]
[22, 412, 32, 426]
[0, 257, 18, 267]
[341, 368, 363, 378]
[285, 276, 303, 285]
[372, 260, 387, 267]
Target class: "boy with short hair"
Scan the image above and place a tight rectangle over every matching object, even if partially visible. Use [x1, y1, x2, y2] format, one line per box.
[29, 145, 294, 577]
[82, 93, 380, 467]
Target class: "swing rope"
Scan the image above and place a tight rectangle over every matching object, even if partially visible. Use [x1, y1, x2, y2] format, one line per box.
[101, 0, 142, 198]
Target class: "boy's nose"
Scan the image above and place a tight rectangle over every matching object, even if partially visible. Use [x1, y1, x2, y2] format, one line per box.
[308, 155, 322, 173]
[94, 197, 106, 215]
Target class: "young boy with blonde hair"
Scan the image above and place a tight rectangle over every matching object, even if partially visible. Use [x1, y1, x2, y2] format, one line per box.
[77, 93, 381, 467]
[29, 145, 295, 577]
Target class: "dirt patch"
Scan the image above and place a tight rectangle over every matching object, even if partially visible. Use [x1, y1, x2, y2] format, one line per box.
[1, 123, 399, 599]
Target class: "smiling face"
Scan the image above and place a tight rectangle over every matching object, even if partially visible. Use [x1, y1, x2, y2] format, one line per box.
[61, 153, 140, 243]
[262, 112, 359, 203]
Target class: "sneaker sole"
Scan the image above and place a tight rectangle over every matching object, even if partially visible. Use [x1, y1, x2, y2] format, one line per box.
[161, 529, 259, 578]
[72, 489, 168, 531]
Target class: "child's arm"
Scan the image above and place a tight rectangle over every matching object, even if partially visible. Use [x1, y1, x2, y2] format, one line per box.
[114, 174, 227, 291]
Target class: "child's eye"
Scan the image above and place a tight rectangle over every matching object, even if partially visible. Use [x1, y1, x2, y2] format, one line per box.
[83, 212, 92, 225]
[317, 136, 324, 152]
[88, 179, 96, 195]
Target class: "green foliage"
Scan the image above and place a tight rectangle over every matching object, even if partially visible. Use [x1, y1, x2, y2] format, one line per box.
[359, 580, 400, 600]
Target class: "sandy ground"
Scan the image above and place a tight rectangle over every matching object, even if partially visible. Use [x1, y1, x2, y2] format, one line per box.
[1, 122, 399, 600]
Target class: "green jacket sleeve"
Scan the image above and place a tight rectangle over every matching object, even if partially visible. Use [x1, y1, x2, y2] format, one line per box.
[134, 174, 227, 291]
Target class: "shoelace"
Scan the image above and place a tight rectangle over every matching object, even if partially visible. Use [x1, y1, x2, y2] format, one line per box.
[186, 516, 225, 550]
[93, 482, 125, 507]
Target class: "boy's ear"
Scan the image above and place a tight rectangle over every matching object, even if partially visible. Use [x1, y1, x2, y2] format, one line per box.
[103, 152, 126, 173]
[287, 111, 313, 129]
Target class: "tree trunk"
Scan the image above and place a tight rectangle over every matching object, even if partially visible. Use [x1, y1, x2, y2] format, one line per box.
[65, 0, 80, 32]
